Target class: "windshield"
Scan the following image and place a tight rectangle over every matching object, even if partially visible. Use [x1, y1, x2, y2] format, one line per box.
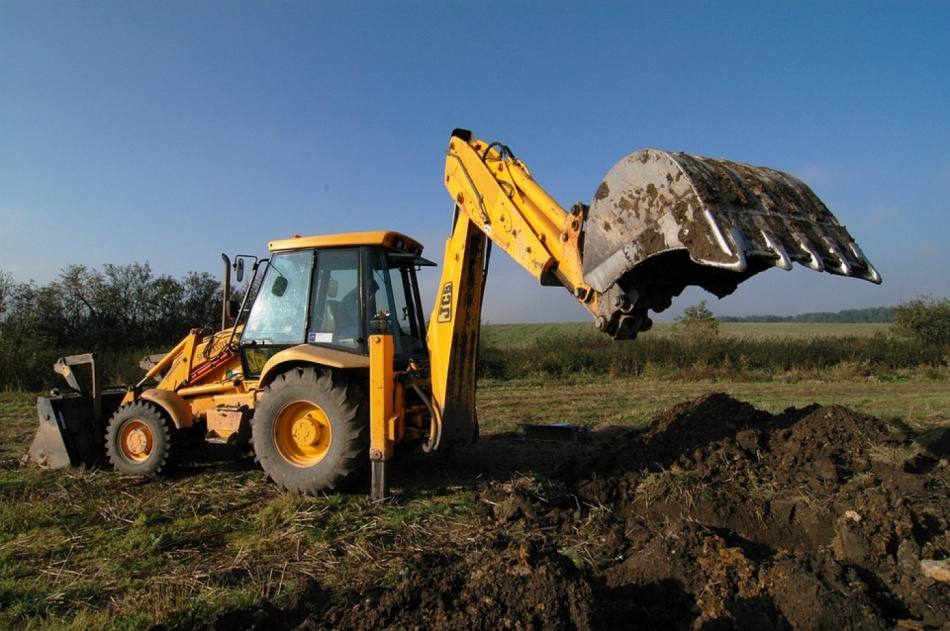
[241, 250, 313, 344]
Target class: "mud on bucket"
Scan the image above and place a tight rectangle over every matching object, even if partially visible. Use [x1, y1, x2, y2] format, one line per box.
[581, 148, 880, 322]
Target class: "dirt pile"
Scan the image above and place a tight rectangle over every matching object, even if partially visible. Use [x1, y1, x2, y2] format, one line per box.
[192, 393, 950, 630]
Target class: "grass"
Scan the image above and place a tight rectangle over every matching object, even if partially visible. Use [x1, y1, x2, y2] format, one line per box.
[474, 375, 950, 434]
[0, 324, 948, 629]
[480, 321, 893, 346]
[478, 322, 945, 385]
[0, 415, 490, 629]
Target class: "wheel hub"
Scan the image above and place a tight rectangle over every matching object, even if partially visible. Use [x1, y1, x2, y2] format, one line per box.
[292, 415, 322, 447]
[119, 419, 154, 462]
[126, 428, 149, 455]
[274, 402, 332, 467]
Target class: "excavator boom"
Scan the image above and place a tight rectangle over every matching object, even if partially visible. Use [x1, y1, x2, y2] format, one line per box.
[442, 129, 880, 340]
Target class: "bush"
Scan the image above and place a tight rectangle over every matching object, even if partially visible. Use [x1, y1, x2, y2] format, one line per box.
[672, 301, 720, 344]
[893, 296, 950, 347]
[476, 328, 946, 382]
[0, 264, 222, 391]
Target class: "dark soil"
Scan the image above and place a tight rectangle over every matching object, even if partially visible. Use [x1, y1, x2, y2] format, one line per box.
[181, 393, 950, 631]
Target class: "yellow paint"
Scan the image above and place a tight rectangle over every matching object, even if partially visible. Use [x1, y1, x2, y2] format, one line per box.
[369, 334, 398, 459]
[269, 231, 424, 255]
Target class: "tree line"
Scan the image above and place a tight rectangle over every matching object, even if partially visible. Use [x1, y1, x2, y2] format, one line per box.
[718, 306, 894, 323]
[0, 264, 222, 390]
[717, 300, 949, 347]
[1, 261, 946, 391]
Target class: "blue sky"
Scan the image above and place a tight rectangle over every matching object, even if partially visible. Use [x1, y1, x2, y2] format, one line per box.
[1, 1, 947, 324]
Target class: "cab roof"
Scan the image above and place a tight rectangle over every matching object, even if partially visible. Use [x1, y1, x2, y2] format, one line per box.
[268, 231, 426, 257]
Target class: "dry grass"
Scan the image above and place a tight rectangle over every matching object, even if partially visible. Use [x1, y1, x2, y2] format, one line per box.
[474, 376, 950, 434]
[0, 370, 948, 629]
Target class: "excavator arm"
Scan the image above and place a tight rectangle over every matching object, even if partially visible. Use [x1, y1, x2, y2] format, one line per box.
[426, 129, 595, 450]
[425, 128, 880, 449]
[440, 129, 879, 338]
[441, 130, 590, 293]
[424, 207, 489, 450]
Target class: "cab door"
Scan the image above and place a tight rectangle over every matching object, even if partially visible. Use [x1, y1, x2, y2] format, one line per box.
[240, 249, 315, 377]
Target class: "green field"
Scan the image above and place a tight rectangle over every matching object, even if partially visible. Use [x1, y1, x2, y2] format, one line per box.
[476, 321, 947, 432]
[476, 375, 949, 434]
[481, 321, 893, 345]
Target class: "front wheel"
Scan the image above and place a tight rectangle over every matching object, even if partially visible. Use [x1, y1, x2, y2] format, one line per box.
[252, 367, 368, 494]
[105, 400, 179, 476]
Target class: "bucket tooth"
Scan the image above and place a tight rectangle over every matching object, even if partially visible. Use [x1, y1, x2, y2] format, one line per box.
[849, 242, 882, 283]
[822, 238, 852, 276]
[793, 232, 825, 272]
[704, 209, 739, 261]
[725, 226, 749, 269]
[762, 231, 793, 271]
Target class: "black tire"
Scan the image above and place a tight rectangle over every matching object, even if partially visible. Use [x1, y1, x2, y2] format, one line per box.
[252, 367, 368, 494]
[105, 400, 179, 476]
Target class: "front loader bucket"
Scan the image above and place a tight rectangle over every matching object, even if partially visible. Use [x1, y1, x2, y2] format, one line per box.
[32, 394, 100, 468]
[26, 355, 125, 469]
[30, 390, 125, 468]
[582, 149, 880, 338]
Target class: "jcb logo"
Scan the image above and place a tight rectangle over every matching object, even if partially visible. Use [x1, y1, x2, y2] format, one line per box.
[244, 348, 269, 375]
[437, 282, 453, 323]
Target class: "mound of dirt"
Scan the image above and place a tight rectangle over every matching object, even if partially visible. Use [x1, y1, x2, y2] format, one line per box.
[313, 537, 595, 631]
[187, 393, 950, 630]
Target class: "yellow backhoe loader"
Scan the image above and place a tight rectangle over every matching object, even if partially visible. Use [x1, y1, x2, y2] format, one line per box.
[27, 129, 880, 499]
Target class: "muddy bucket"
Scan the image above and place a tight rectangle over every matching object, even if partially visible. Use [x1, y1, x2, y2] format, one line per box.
[581, 149, 880, 336]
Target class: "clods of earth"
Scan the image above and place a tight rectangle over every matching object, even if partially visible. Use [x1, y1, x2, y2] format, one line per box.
[175, 393, 950, 630]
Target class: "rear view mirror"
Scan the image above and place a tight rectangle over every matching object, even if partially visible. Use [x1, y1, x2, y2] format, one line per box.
[236, 258, 245, 283]
[271, 276, 288, 297]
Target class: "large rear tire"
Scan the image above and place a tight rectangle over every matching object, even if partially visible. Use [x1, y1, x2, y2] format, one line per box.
[105, 400, 179, 476]
[252, 367, 368, 494]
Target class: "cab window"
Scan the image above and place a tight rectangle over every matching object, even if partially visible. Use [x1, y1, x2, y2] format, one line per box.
[242, 250, 313, 344]
[307, 248, 362, 350]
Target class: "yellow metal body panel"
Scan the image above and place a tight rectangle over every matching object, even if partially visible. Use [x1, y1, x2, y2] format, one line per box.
[140, 388, 195, 430]
[176, 380, 255, 420]
[190, 389, 255, 413]
[368, 335, 399, 460]
[257, 344, 370, 387]
[268, 231, 424, 254]
[131, 339, 372, 434]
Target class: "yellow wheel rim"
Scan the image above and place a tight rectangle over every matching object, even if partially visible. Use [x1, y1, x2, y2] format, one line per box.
[273, 401, 332, 467]
[119, 420, 154, 462]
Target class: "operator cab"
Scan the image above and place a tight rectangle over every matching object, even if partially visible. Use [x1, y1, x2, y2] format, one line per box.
[238, 232, 434, 378]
